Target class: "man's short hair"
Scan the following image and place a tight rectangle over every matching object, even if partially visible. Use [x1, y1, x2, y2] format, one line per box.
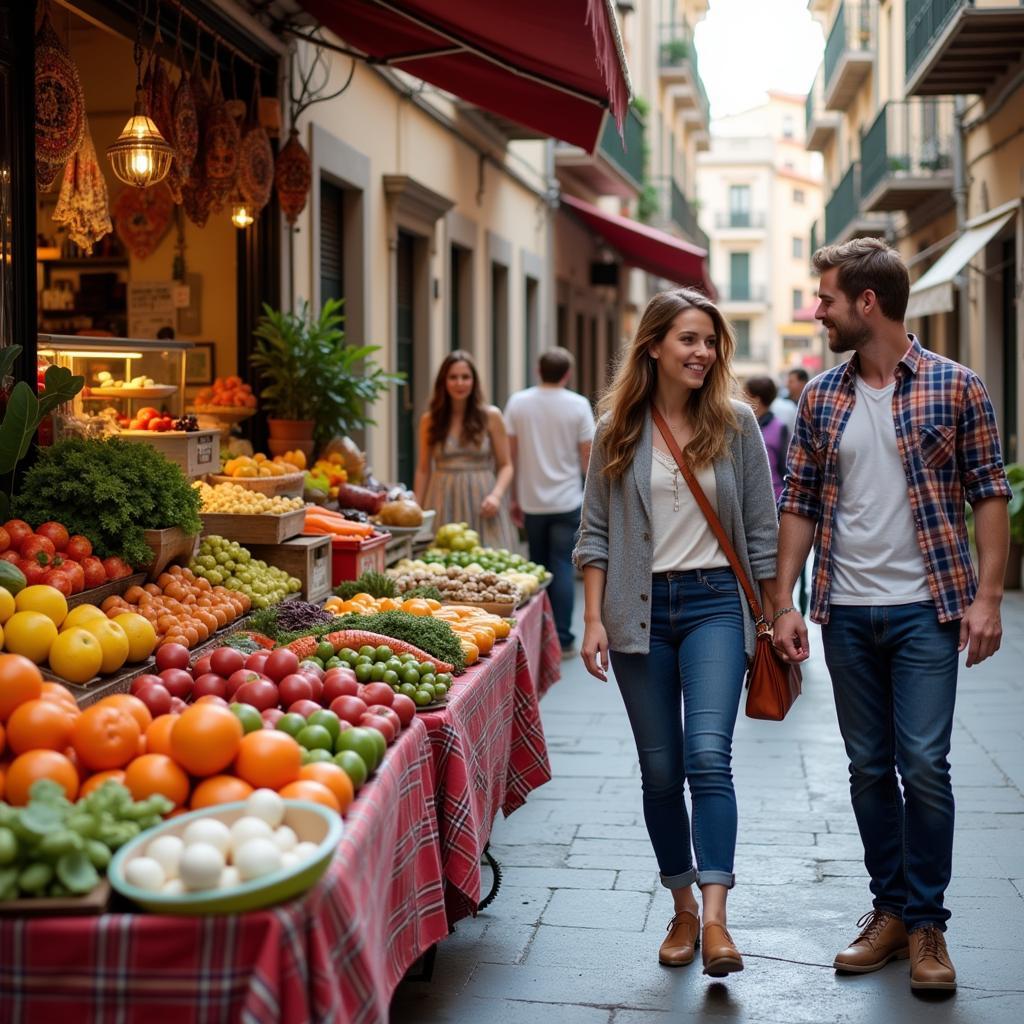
[745, 376, 777, 407]
[812, 237, 910, 321]
[539, 347, 574, 383]
[787, 367, 809, 385]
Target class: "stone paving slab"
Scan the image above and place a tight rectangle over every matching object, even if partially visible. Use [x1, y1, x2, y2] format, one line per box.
[391, 591, 1024, 1023]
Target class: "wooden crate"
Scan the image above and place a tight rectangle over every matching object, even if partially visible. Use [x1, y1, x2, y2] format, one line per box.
[66, 571, 147, 610]
[0, 880, 111, 917]
[206, 471, 304, 497]
[121, 430, 221, 477]
[245, 534, 333, 604]
[142, 527, 199, 580]
[199, 508, 305, 544]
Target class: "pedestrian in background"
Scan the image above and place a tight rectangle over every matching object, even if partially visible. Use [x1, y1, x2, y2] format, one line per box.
[745, 375, 789, 501]
[414, 350, 518, 551]
[787, 366, 809, 405]
[784, 366, 812, 615]
[773, 237, 1012, 994]
[574, 288, 779, 976]
[505, 347, 595, 658]
[770, 373, 798, 434]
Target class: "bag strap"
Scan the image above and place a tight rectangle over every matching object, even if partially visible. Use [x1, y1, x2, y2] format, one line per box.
[650, 405, 768, 632]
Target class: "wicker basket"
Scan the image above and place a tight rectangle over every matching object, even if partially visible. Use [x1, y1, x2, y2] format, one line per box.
[206, 471, 304, 497]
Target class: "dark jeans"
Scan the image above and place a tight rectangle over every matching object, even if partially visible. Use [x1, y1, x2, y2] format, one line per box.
[524, 508, 580, 649]
[609, 570, 746, 889]
[822, 602, 960, 932]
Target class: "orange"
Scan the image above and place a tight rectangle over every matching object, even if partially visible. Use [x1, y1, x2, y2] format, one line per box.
[71, 704, 141, 771]
[278, 778, 341, 812]
[190, 774, 254, 809]
[123, 753, 190, 807]
[400, 598, 433, 617]
[40, 681, 80, 712]
[0, 654, 44, 720]
[97, 694, 153, 734]
[4, 698, 74, 755]
[170, 704, 244, 777]
[298, 762, 354, 813]
[145, 714, 179, 756]
[0, 720, 4, 756]
[79, 768, 126, 797]
[4, 749, 79, 804]
[234, 731, 302, 790]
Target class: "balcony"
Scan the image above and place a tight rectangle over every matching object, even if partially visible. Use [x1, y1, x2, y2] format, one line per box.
[824, 1, 875, 109]
[714, 211, 767, 230]
[720, 283, 768, 305]
[653, 178, 709, 250]
[554, 106, 645, 198]
[805, 65, 841, 152]
[906, 0, 1024, 97]
[860, 99, 955, 212]
[658, 19, 711, 130]
[824, 162, 889, 244]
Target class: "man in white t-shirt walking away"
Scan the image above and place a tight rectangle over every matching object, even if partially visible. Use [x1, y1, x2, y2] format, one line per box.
[505, 348, 595, 658]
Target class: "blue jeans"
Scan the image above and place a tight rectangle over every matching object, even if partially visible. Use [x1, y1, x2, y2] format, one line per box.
[524, 508, 580, 649]
[822, 602, 960, 932]
[609, 570, 746, 890]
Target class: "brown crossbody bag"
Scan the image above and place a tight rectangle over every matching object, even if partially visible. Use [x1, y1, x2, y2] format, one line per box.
[651, 406, 801, 721]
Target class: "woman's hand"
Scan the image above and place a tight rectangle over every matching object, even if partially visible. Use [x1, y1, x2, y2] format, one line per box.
[480, 493, 501, 518]
[581, 620, 610, 681]
[772, 609, 810, 663]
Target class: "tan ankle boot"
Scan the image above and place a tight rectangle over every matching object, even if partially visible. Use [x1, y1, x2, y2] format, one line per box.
[701, 922, 743, 977]
[659, 909, 699, 966]
[909, 925, 956, 992]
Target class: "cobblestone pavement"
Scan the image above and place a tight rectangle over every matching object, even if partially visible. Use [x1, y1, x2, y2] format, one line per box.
[391, 591, 1024, 1023]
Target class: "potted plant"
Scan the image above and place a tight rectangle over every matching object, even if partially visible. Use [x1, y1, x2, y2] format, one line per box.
[249, 299, 404, 456]
[1006, 462, 1024, 590]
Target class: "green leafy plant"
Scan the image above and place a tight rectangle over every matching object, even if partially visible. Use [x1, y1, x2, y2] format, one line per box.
[14, 437, 202, 566]
[1007, 463, 1024, 545]
[659, 39, 689, 66]
[0, 345, 85, 519]
[250, 299, 405, 446]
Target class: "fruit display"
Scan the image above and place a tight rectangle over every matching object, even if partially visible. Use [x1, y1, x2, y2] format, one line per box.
[273, 450, 307, 472]
[433, 521, 480, 552]
[387, 563, 522, 606]
[189, 536, 301, 609]
[194, 377, 257, 410]
[194, 481, 304, 516]
[85, 372, 168, 392]
[305, 453, 348, 502]
[375, 499, 424, 528]
[0, 779, 174, 901]
[222, 454, 297, 479]
[101, 566, 249, 649]
[424, 535, 551, 580]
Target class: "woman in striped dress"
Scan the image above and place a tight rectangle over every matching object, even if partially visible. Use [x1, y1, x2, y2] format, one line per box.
[414, 350, 519, 551]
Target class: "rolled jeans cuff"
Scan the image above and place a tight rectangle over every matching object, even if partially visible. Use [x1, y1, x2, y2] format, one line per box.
[659, 867, 697, 890]
[697, 870, 735, 889]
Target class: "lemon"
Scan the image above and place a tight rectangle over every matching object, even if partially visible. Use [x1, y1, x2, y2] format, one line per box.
[14, 584, 68, 628]
[48, 627, 104, 684]
[62, 604, 108, 630]
[0, 586, 14, 624]
[3, 610, 59, 663]
[82, 618, 130, 675]
[113, 612, 157, 662]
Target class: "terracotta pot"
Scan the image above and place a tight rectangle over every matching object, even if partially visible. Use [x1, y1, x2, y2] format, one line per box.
[267, 418, 314, 441]
[267, 437, 315, 460]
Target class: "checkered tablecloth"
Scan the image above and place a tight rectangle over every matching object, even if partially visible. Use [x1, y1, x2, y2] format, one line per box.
[418, 593, 558, 922]
[0, 717, 448, 1024]
[516, 590, 563, 699]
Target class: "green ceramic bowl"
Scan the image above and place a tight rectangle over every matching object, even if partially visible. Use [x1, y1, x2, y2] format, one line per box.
[109, 800, 343, 915]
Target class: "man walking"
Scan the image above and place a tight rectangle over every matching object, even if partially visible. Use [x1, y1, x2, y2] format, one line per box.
[505, 348, 595, 658]
[772, 238, 1011, 993]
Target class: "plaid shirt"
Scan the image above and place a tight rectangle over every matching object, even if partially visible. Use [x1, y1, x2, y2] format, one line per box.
[780, 336, 1012, 624]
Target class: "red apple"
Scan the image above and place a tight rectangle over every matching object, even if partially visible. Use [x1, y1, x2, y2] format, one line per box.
[365, 704, 402, 736]
[159, 668, 194, 700]
[287, 699, 322, 718]
[130, 672, 165, 695]
[359, 712, 397, 745]
[193, 673, 228, 700]
[156, 643, 190, 672]
[234, 678, 279, 711]
[359, 682, 395, 708]
[244, 651, 271, 674]
[264, 648, 299, 682]
[134, 682, 172, 717]
[390, 693, 417, 728]
[330, 694, 368, 725]
[211, 647, 245, 678]
[261, 707, 285, 728]
[191, 655, 213, 677]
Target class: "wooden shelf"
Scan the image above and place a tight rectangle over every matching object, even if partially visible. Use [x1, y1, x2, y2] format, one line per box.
[38, 257, 128, 268]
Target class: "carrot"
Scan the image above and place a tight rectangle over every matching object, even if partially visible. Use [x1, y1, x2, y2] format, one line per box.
[321, 629, 454, 674]
[284, 635, 320, 659]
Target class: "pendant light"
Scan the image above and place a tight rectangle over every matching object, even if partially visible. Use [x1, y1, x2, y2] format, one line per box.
[107, 1, 173, 189]
[230, 200, 254, 229]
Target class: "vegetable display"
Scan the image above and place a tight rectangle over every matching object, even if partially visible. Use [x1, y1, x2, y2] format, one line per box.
[194, 481, 304, 515]
[189, 536, 301, 609]
[389, 565, 522, 606]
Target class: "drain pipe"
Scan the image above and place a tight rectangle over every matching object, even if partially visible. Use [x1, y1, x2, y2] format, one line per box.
[951, 94, 970, 366]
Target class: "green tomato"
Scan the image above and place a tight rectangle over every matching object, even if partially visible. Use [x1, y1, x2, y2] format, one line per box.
[412, 689, 434, 707]
[229, 703, 264, 734]
[433, 682, 448, 699]
[419, 673, 436, 689]
[401, 666, 421, 687]
[418, 662, 435, 677]
[297, 724, 334, 751]
[399, 682, 418, 698]
[307, 709, 341, 741]
[333, 750, 368, 789]
[370, 662, 387, 682]
[382, 670, 399, 687]
[325, 657, 342, 670]
[276, 713, 307, 738]
[435, 673, 452, 688]
[316, 641, 336, 662]
[355, 663, 374, 683]
[358, 645, 377, 659]
[374, 645, 393, 662]
[304, 748, 335, 765]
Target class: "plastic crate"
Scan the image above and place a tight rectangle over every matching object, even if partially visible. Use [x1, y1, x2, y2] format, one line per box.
[330, 531, 390, 584]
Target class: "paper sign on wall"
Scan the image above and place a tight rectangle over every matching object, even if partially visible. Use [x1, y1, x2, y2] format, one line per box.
[128, 281, 177, 338]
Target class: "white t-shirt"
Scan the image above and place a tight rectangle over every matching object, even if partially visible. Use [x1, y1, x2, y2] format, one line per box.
[830, 376, 931, 605]
[504, 386, 596, 514]
[771, 396, 798, 434]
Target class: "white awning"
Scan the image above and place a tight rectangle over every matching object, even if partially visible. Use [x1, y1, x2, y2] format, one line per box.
[906, 205, 1017, 319]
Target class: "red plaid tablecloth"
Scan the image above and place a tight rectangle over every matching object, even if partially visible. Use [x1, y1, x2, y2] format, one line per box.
[0, 718, 448, 1024]
[516, 590, 563, 698]
[418, 595, 557, 922]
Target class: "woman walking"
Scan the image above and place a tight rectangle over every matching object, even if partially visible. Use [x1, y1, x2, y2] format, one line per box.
[573, 289, 779, 975]
[414, 350, 519, 550]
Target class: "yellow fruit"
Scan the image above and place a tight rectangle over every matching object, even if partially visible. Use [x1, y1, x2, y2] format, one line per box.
[82, 618, 130, 675]
[48, 627, 104, 684]
[253, 453, 267, 463]
[235, 465, 258, 478]
[62, 604, 107, 630]
[15, 585, 68, 628]
[113, 612, 158, 662]
[0, 586, 14, 624]
[3, 611, 59, 664]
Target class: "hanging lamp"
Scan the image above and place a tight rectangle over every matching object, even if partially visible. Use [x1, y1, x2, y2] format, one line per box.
[107, 2, 173, 189]
[230, 200, 254, 229]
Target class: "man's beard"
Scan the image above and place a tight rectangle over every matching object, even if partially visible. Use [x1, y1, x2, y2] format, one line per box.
[825, 316, 871, 353]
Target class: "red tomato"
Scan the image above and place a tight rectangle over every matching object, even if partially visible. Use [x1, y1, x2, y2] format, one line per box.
[102, 556, 132, 580]
[20, 536, 56, 562]
[0, 550, 21, 566]
[0, 527, 10, 553]
[17, 558, 48, 585]
[60, 560, 85, 594]
[41, 569, 73, 596]
[3, 520, 33, 549]
[81, 557, 106, 589]
[64, 535, 93, 561]
[35, 522, 69, 551]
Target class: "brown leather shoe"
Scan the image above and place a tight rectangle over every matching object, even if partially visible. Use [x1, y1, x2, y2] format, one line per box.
[658, 909, 700, 966]
[701, 922, 743, 977]
[909, 925, 957, 992]
[833, 910, 909, 973]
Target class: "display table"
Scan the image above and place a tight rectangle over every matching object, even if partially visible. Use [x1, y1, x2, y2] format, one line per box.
[0, 718, 448, 1024]
[418, 592, 559, 922]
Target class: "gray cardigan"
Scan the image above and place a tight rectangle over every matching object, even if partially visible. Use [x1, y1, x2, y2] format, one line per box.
[572, 401, 779, 659]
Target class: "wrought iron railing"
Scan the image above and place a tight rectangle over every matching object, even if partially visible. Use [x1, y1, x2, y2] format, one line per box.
[825, 162, 862, 243]
[657, 19, 711, 122]
[714, 211, 767, 229]
[861, 98, 955, 199]
[598, 105, 646, 189]
[824, 1, 874, 93]
[906, 0, 968, 82]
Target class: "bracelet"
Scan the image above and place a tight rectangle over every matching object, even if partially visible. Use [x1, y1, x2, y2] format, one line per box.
[771, 606, 798, 623]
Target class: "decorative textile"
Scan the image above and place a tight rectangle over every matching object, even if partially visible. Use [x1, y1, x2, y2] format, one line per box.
[515, 589, 563, 699]
[203, 65, 240, 213]
[275, 128, 312, 224]
[113, 182, 174, 260]
[53, 128, 112, 254]
[181, 51, 213, 228]
[35, 12, 86, 191]
[238, 122, 275, 211]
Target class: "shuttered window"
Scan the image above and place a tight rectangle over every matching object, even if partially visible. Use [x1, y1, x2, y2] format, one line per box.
[320, 180, 344, 306]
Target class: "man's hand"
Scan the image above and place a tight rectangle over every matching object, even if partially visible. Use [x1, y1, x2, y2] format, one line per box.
[772, 609, 810, 663]
[510, 500, 525, 529]
[581, 620, 610, 681]
[959, 595, 1002, 667]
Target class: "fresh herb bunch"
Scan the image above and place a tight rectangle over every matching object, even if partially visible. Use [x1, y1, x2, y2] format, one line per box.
[331, 610, 466, 672]
[274, 617, 349, 647]
[404, 585, 443, 602]
[333, 571, 396, 600]
[14, 437, 202, 566]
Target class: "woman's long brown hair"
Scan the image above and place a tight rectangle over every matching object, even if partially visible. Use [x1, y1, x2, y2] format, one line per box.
[598, 289, 738, 478]
[426, 350, 488, 448]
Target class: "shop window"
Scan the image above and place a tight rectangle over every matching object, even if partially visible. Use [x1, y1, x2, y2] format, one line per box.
[524, 276, 539, 385]
[793, 188, 805, 204]
[792, 288, 803, 314]
[729, 252, 751, 301]
[792, 236, 804, 259]
[733, 319, 751, 359]
[728, 185, 751, 228]
[490, 262, 509, 407]
[319, 180, 344, 306]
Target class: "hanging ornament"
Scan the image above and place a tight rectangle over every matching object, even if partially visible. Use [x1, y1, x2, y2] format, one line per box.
[275, 128, 311, 225]
[238, 78, 273, 213]
[113, 181, 174, 259]
[35, 11, 87, 191]
[203, 62, 240, 213]
[180, 45, 213, 227]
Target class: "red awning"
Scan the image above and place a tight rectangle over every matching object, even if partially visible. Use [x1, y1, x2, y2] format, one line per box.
[561, 193, 714, 295]
[295, 0, 631, 152]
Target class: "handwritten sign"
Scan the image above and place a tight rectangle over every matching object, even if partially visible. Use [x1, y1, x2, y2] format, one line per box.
[128, 281, 177, 338]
